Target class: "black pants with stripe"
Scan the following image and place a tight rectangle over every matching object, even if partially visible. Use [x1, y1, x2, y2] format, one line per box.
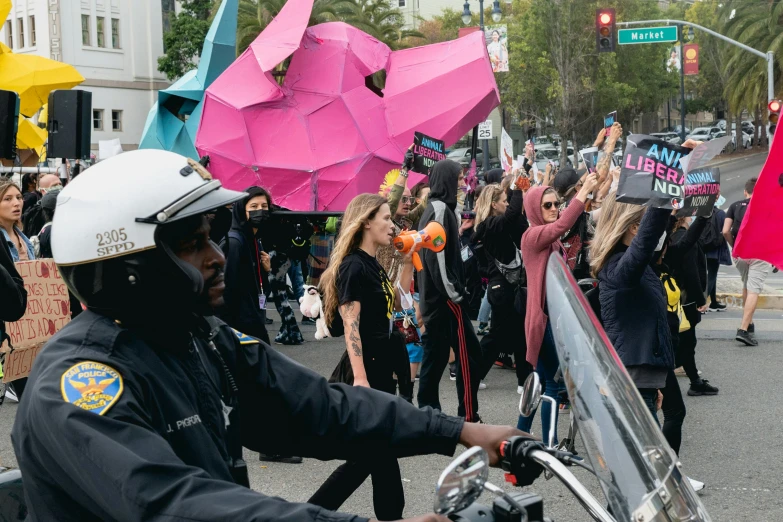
[417, 301, 482, 422]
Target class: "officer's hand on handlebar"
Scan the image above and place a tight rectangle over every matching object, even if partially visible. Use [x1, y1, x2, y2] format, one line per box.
[459, 423, 529, 467]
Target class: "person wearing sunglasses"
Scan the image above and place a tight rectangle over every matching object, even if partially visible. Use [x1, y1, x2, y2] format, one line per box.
[517, 173, 598, 440]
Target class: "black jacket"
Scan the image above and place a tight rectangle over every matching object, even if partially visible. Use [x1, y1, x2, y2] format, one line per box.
[665, 217, 708, 308]
[12, 310, 463, 521]
[219, 201, 270, 344]
[418, 160, 466, 323]
[472, 189, 527, 284]
[598, 208, 675, 370]
[0, 237, 26, 344]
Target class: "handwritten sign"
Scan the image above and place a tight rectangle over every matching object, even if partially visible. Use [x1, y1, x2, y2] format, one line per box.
[2, 259, 71, 382]
[676, 167, 721, 218]
[412, 132, 446, 175]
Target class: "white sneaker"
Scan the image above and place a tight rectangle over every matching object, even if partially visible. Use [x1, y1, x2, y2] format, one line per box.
[5, 387, 19, 403]
[687, 477, 705, 492]
[517, 385, 524, 395]
[479, 381, 487, 390]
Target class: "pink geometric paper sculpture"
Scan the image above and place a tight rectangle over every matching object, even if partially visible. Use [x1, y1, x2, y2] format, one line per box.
[195, 0, 500, 211]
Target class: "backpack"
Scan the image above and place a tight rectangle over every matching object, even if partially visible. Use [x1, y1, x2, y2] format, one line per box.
[660, 272, 691, 333]
[698, 212, 723, 251]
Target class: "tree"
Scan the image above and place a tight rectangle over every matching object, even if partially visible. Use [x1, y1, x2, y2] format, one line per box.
[158, 0, 217, 81]
[237, 0, 348, 54]
[337, 0, 423, 51]
[721, 0, 783, 147]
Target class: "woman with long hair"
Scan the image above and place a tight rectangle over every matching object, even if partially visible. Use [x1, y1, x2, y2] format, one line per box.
[589, 193, 674, 417]
[0, 180, 36, 262]
[517, 174, 597, 441]
[473, 182, 529, 389]
[311, 193, 414, 520]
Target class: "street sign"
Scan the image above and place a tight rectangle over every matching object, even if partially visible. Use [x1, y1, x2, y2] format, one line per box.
[478, 120, 493, 139]
[618, 26, 678, 45]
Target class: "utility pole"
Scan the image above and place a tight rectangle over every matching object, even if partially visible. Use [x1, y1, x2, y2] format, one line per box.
[679, 33, 686, 143]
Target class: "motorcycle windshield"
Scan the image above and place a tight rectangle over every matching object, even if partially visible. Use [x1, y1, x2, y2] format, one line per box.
[545, 254, 711, 521]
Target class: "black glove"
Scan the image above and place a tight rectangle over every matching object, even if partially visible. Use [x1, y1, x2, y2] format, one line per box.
[500, 436, 545, 487]
[403, 149, 414, 171]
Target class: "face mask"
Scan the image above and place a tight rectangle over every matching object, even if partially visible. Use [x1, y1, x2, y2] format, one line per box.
[715, 195, 726, 207]
[654, 231, 667, 252]
[248, 209, 270, 227]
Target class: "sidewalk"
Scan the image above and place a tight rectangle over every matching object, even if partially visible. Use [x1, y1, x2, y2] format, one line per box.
[716, 268, 783, 310]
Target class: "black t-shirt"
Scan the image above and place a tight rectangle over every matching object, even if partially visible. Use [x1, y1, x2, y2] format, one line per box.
[726, 198, 750, 240]
[338, 249, 394, 344]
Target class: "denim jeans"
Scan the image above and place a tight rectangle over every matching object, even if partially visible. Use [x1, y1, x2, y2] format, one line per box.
[638, 388, 659, 427]
[287, 259, 305, 302]
[477, 288, 491, 324]
[517, 321, 559, 445]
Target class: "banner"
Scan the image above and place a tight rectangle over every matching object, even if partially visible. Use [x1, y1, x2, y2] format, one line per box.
[412, 132, 446, 175]
[2, 259, 71, 383]
[683, 44, 699, 75]
[500, 127, 514, 171]
[676, 167, 720, 217]
[485, 25, 509, 73]
[617, 135, 731, 210]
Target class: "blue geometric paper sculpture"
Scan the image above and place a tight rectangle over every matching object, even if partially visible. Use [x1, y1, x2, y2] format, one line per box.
[139, 0, 237, 158]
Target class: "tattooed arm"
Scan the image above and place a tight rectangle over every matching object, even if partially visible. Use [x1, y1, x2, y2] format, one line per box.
[340, 301, 369, 387]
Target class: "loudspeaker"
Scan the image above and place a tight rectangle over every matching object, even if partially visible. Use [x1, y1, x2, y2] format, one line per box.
[47, 90, 92, 159]
[0, 90, 20, 160]
[393, 221, 446, 271]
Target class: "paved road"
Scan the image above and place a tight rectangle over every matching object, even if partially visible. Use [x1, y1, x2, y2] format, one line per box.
[1, 305, 781, 521]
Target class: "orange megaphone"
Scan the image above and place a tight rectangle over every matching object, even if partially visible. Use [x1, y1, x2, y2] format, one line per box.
[393, 222, 447, 271]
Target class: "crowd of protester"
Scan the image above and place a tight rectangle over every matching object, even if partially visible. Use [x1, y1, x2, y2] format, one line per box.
[2, 122, 776, 520]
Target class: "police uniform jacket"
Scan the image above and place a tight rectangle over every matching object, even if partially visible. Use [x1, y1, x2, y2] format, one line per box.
[11, 310, 464, 521]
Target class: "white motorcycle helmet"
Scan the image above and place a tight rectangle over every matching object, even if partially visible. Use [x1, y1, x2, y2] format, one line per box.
[52, 149, 246, 320]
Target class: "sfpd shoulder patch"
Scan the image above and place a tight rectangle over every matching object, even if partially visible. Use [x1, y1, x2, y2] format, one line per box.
[231, 328, 260, 345]
[61, 361, 124, 416]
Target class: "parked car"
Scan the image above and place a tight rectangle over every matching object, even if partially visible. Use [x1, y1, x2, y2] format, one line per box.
[659, 125, 692, 136]
[534, 145, 575, 172]
[650, 132, 682, 145]
[446, 147, 500, 169]
[686, 126, 721, 142]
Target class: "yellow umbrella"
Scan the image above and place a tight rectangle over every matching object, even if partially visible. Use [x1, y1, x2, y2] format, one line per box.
[0, 42, 84, 117]
[16, 116, 47, 159]
[0, 1, 9, 23]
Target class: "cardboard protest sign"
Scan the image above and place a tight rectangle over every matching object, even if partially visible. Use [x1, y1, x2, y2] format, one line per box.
[501, 127, 514, 171]
[678, 136, 731, 174]
[2, 259, 71, 383]
[412, 132, 446, 175]
[676, 167, 721, 217]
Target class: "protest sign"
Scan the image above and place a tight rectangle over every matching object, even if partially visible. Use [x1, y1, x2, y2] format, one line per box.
[501, 127, 514, 171]
[616, 135, 691, 208]
[2, 259, 71, 383]
[676, 167, 720, 217]
[617, 135, 730, 210]
[412, 132, 446, 175]
[580, 147, 599, 172]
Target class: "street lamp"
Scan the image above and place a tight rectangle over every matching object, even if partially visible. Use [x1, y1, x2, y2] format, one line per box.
[462, 1, 471, 25]
[461, 0, 502, 174]
[491, 0, 502, 23]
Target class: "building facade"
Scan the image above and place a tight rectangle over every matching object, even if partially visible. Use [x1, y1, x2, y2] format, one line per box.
[1, 0, 171, 152]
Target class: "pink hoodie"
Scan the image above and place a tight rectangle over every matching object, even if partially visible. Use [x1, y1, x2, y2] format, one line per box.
[521, 186, 585, 366]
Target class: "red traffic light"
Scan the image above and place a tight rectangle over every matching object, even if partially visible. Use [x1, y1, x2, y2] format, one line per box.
[599, 13, 612, 24]
[768, 99, 782, 113]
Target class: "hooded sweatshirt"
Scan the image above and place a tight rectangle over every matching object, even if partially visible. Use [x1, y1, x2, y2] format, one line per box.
[218, 188, 271, 343]
[418, 160, 465, 324]
[521, 186, 585, 366]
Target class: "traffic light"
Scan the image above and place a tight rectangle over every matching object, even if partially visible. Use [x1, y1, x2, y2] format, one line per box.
[596, 8, 616, 53]
[769, 99, 782, 136]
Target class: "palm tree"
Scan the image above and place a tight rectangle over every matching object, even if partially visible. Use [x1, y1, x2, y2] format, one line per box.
[720, 0, 783, 146]
[236, 0, 349, 54]
[337, 0, 424, 51]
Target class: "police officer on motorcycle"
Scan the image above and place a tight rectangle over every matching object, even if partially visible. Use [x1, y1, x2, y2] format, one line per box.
[11, 150, 529, 522]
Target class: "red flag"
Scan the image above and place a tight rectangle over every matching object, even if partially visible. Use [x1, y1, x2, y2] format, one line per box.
[683, 44, 699, 75]
[733, 136, 783, 269]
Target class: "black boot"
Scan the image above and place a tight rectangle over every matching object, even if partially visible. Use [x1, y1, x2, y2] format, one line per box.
[687, 379, 719, 396]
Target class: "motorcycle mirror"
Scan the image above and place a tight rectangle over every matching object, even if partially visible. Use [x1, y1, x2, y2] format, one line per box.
[519, 372, 542, 417]
[433, 446, 490, 515]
